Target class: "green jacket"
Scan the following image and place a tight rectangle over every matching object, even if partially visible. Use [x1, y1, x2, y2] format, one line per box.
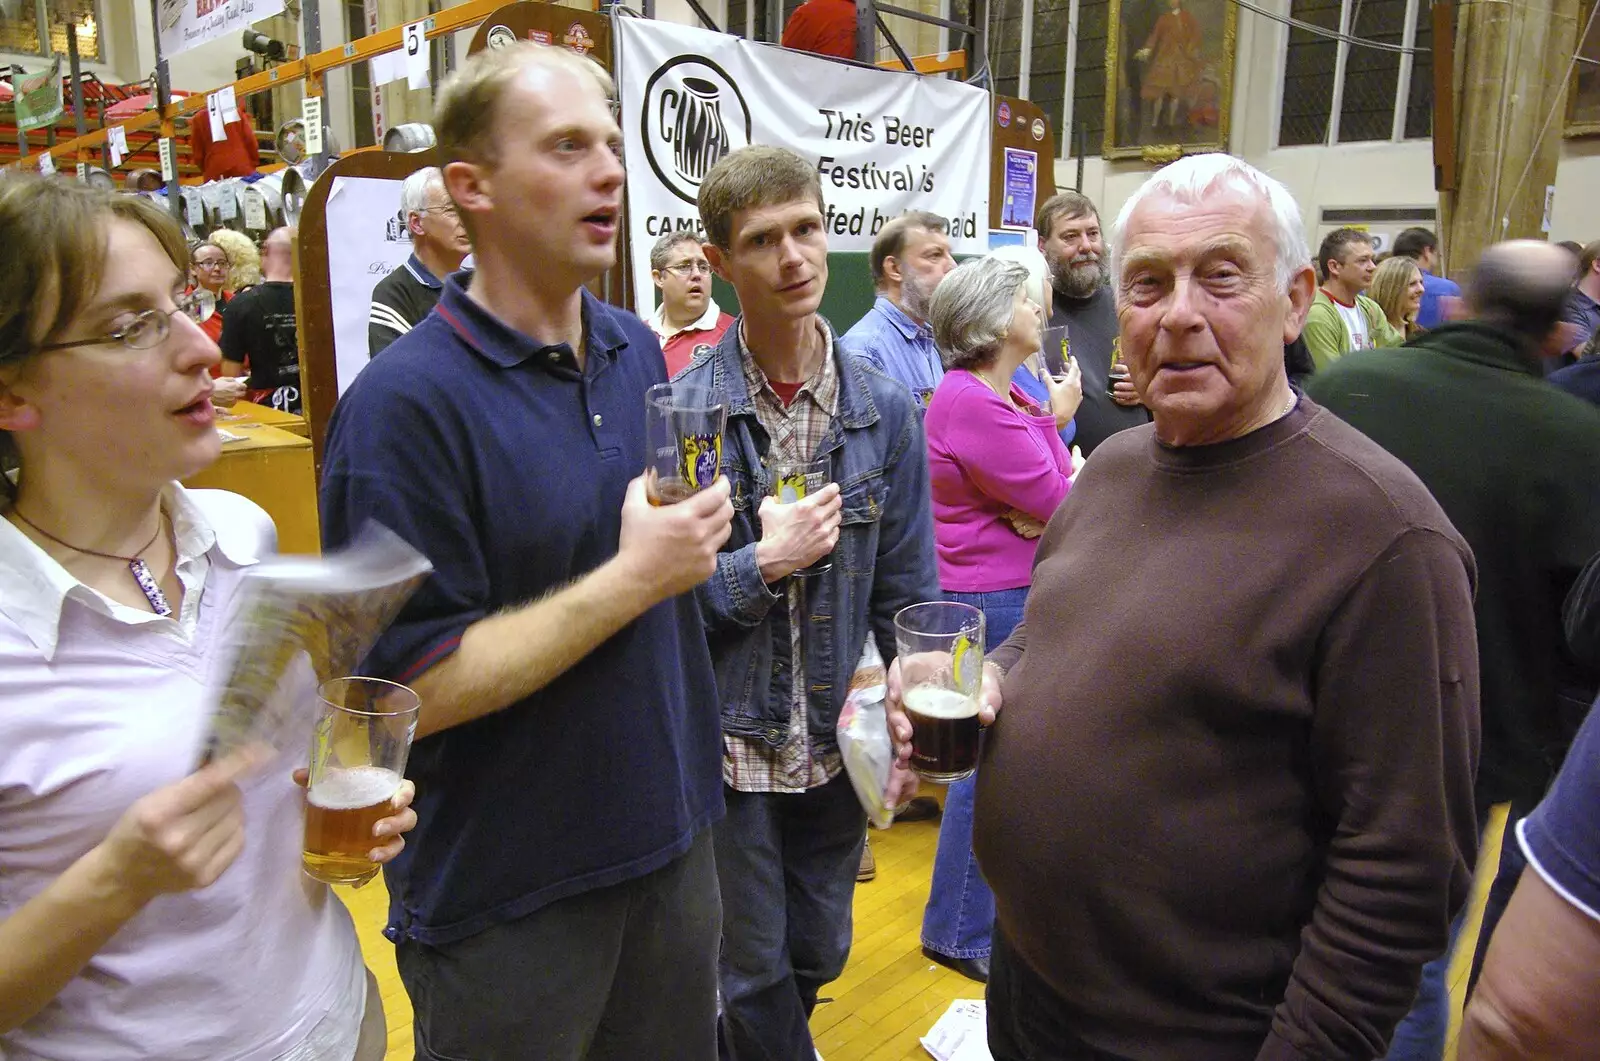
[1307, 322, 1600, 810]
[1303, 289, 1404, 371]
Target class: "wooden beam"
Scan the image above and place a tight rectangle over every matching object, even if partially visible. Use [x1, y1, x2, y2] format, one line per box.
[1432, 0, 1457, 192]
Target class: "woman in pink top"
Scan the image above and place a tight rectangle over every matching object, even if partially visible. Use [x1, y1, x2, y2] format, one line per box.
[919, 256, 1082, 982]
[0, 176, 416, 1060]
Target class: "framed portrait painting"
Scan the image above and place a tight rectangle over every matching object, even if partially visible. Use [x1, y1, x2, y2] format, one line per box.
[1104, 0, 1238, 160]
[1566, 1, 1600, 137]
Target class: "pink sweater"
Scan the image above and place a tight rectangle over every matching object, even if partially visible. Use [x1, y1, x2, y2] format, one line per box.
[925, 370, 1073, 591]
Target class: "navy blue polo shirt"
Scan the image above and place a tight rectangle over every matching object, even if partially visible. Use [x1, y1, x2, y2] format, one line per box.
[319, 275, 723, 946]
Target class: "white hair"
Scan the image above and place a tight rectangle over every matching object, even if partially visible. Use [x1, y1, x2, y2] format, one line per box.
[1109, 153, 1311, 293]
[400, 166, 446, 219]
[985, 244, 1050, 308]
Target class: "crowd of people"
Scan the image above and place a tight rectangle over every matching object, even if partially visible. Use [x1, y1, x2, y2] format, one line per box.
[2, 36, 1599, 1061]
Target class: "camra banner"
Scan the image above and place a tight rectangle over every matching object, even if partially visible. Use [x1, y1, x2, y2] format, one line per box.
[616, 17, 991, 314]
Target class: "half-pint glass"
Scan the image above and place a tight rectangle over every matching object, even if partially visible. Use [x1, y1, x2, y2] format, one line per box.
[645, 383, 727, 505]
[302, 677, 419, 886]
[894, 602, 985, 783]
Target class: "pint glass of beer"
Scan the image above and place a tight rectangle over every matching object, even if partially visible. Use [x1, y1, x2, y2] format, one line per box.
[645, 383, 727, 505]
[767, 457, 832, 575]
[894, 602, 986, 783]
[302, 677, 419, 886]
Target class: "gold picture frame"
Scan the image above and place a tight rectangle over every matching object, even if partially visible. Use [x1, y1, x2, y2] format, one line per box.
[1565, 0, 1600, 137]
[1104, 0, 1238, 160]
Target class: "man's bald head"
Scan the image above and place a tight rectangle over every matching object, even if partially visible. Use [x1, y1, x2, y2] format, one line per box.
[1466, 240, 1572, 346]
[260, 225, 295, 282]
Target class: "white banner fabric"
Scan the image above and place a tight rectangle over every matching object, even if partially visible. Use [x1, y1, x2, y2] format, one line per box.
[616, 18, 991, 316]
[159, 0, 286, 61]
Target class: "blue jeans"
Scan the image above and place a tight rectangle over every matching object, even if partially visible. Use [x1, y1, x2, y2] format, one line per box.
[922, 587, 1029, 961]
[715, 772, 866, 1061]
[1381, 945, 1451, 1061]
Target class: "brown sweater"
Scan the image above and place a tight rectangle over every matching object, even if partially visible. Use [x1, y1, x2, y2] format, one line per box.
[974, 398, 1481, 1061]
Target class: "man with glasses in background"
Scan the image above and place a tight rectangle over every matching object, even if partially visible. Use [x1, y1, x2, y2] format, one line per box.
[647, 231, 735, 376]
[369, 167, 473, 357]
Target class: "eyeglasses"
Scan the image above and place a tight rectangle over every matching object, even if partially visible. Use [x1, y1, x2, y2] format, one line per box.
[38, 306, 189, 353]
[663, 261, 712, 278]
[193, 257, 229, 269]
[420, 205, 460, 220]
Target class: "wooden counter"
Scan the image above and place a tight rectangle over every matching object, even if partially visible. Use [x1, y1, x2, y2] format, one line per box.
[184, 423, 321, 554]
[219, 400, 310, 437]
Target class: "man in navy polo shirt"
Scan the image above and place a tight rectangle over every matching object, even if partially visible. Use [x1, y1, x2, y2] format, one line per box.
[319, 43, 734, 1059]
[683, 145, 938, 1060]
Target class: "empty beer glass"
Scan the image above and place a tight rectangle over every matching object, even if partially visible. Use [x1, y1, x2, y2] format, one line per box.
[767, 457, 833, 575]
[302, 677, 419, 886]
[894, 602, 986, 783]
[646, 383, 728, 505]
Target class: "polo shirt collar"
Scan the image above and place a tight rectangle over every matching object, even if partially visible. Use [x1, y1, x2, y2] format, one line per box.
[648, 297, 724, 341]
[403, 253, 443, 290]
[873, 295, 929, 341]
[434, 273, 629, 371]
[0, 483, 255, 661]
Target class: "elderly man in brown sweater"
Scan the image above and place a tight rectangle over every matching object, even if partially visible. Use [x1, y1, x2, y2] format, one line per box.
[886, 154, 1481, 1061]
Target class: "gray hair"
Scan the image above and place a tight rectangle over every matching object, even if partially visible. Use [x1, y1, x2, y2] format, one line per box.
[985, 244, 1050, 308]
[650, 230, 703, 272]
[930, 257, 1029, 371]
[1109, 153, 1311, 293]
[400, 167, 445, 220]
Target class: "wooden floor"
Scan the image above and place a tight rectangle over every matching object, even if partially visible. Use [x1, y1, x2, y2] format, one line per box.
[337, 790, 1505, 1061]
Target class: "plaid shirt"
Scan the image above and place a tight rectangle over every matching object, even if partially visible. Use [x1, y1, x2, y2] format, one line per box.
[723, 318, 846, 793]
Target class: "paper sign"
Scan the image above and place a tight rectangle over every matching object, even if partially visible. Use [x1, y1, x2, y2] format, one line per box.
[108, 126, 128, 168]
[404, 20, 430, 89]
[244, 193, 267, 230]
[218, 86, 240, 125]
[38, 152, 55, 175]
[207, 93, 226, 140]
[369, 50, 406, 87]
[1543, 185, 1556, 234]
[76, 161, 88, 182]
[186, 193, 204, 226]
[302, 95, 324, 155]
[218, 187, 238, 221]
[159, 136, 176, 182]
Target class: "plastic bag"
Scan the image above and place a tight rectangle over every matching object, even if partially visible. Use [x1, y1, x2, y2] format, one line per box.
[837, 636, 897, 829]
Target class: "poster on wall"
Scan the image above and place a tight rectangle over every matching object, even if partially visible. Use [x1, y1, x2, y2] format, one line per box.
[159, 0, 287, 61]
[1000, 148, 1036, 231]
[616, 18, 991, 316]
[324, 176, 419, 394]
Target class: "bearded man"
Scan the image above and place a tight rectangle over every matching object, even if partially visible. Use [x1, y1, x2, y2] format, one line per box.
[1037, 192, 1149, 454]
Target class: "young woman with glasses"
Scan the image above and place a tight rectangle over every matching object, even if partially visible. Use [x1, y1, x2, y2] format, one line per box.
[0, 174, 416, 1061]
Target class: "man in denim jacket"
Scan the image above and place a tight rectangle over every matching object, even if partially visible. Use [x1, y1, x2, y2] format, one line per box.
[681, 145, 938, 1060]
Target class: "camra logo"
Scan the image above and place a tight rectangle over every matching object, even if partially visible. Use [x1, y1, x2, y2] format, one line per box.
[641, 56, 752, 206]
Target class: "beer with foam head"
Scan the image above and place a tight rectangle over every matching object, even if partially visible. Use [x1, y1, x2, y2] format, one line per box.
[302, 765, 401, 885]
[301, 677, 418, 887]
[904, 685, 981, 783]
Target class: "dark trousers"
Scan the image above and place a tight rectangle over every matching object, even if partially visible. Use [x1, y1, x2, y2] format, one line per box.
[715, 773, 866, 1061]
[987, 931, 1134, 1061]
[395, 829, 721, 1061]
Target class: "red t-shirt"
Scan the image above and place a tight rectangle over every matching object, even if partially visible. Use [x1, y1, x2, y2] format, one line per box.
[781, 0, 858, 59]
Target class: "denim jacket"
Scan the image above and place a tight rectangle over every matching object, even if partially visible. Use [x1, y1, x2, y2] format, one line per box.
[677, 321, 939, 747]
